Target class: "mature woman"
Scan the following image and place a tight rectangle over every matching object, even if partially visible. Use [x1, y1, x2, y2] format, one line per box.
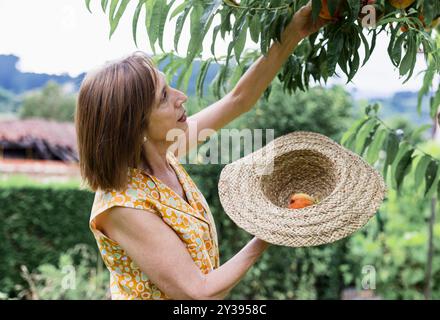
[75, 2, 327, 300]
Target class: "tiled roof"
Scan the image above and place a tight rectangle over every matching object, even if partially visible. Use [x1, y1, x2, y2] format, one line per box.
[0, 118, 77, 150]
[0, 118, 78, 161]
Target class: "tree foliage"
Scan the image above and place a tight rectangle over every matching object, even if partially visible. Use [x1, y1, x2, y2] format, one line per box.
[19, 81, 77, 122]
[85, 0, 440, 99]
[0, 87, 21, 114]
[342, 103, 440, 198]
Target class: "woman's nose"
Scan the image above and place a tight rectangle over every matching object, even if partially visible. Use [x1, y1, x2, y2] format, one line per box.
[176, 91, 187, 105]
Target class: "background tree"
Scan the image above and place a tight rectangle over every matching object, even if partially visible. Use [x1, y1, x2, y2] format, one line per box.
[0, 87, 20, 114]
[19, 81, 77, 122]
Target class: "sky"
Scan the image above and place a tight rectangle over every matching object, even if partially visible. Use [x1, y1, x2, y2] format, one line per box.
[0, 0, 437, 97]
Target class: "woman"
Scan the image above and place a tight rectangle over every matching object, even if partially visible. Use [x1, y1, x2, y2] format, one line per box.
[75, 2, 327, 300]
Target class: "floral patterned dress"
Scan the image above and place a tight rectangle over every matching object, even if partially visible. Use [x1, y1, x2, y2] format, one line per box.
[89, 151, 220, 299]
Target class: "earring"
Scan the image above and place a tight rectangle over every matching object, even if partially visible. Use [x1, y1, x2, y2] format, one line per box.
[143, 136, 148, 143]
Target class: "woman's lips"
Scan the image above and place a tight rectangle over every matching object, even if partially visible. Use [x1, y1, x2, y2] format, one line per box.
[178, 111, 187, 122]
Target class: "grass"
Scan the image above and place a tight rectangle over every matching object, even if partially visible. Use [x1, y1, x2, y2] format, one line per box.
[0, 174, 83, 189]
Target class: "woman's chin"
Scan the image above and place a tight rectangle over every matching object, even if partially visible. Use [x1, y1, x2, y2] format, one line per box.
[177, 118, 188, 127]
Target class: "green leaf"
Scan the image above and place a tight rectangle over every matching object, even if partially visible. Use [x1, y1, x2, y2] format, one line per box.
[274, 11, 288, 44]
[340, 116, 369, 148]
[338, 48, 349, 80]
[220, 8, 232, 40]
[164, 57, 183, 84]
[109, 0, 119, 31]
[394, 149, 415, 192]
[429, 87, 440, 119]
[85, 0, 92, 13]
[390, 142, 413, 190]
[101, 0, 109, 12]
[417, 67, 435, 116]
[347, 50, 360, 84]
[311, 0, 322, 23]
[152, 52, 170, 68]
[174, 4, 191, 53]
[211, 25, 221, 59]
[357, 26, 371, 67]
[249, 14, 260, 43]
[225, 40, 235, 73]
[229, 57, 247, 89]
[424, 160, 438, 197]
[383, 133, 400, 179]
[425, 161, 440, 199]
[410, 124, 431, 142]
[148, 0, 167, 52]
[109, 0, 130, 39]
[401, 46, 419, 84]
[327, 33, 344, 75]
[234, 20, 248, 65]
[260, 24, 269, 56]
[387, 24, 400, 67]
[179, 62, 193, 93]
[399, 33, 417, 79]
[196, 58, 213, 98]
[132, 0, 144, 47]
[186, 4, 204, 65]
[370, 28, 377, 54]
[372, 103, 380, 114]
[365, 104, 372, 116]
[355, 118, 378, 155]
[347, 0, 360, 18]
[421, 1, 437, 24]
[391, 32, 406, 67]
[328, 0, 340, 17]
[366, 127, 387, 165]
[145, 0, 158, 54]
[212, 63, 228, 99]
[170, 1, 186, 19]
[414, 155, 431, 188]
[158, 0, 175, 52]
[186, 1, 222, 65]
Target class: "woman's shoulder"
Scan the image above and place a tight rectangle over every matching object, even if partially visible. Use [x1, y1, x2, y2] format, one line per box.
[90, 169, 160, 224]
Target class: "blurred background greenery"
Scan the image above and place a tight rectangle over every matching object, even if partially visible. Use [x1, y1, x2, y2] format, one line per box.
[0, 76, 438, 300]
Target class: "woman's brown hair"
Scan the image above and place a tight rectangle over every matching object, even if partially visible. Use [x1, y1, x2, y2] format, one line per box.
[75, 51, 158, 192]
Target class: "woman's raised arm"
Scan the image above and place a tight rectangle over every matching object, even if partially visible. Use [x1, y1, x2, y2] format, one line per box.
[174, 1, 328, 158]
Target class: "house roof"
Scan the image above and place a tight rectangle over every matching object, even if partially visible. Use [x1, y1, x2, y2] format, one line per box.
[0, 118, 78, 162]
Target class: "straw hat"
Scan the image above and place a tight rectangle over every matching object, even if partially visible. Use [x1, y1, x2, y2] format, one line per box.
[218, 131, 387, 247]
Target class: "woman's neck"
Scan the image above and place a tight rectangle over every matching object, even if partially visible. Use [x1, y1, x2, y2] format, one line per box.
[140, 140, 173, 176]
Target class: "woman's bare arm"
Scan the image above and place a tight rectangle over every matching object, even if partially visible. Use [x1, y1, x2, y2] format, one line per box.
[174, 23, 302, 159]
[95, 207, 269, 300]
[174, 2, 327, 159]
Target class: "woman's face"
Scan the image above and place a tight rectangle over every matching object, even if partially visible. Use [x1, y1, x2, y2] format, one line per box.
[146, 70, 188, 143]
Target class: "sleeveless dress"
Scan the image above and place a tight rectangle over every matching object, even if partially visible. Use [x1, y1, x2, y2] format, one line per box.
[89, 151, 220, 299]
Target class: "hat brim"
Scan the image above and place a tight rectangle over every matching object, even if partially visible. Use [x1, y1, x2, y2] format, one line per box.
[218, 131, 387, 247]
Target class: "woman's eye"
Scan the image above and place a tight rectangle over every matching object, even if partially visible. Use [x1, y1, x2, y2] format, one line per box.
[162, 90, 167, 102]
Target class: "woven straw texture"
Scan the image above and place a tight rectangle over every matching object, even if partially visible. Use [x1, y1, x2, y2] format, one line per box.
[218, 131, 387, 247]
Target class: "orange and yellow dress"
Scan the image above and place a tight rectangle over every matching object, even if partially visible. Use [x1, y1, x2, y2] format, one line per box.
[89, 151, 220, 299]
